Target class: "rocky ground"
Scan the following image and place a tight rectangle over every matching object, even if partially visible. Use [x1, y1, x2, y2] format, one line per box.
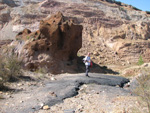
[0, 71, 145, 113]
[44, 85, 136, 113]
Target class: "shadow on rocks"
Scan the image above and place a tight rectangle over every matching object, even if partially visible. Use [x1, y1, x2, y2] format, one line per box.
[0, 75, 34, 91]
[77, 56, 119, 74]
[18, 75, 35, 81]
[8, 75, 35, 83]
[0, 85, 23, 93]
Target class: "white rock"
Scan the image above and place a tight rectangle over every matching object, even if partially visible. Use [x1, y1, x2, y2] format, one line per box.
[43, 105, 50, 110]
[51, 77, 56, 81]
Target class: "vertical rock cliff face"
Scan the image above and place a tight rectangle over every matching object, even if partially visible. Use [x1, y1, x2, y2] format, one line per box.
[13, 12, 83, 73]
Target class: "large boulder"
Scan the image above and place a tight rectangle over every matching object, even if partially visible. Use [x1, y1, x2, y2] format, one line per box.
[12, 12, 83, 74]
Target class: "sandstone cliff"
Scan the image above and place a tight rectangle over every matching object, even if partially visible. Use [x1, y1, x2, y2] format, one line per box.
[11, 12, 83, 74]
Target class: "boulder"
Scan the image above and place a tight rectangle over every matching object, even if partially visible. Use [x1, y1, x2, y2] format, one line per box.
[13, 12, 83, 74]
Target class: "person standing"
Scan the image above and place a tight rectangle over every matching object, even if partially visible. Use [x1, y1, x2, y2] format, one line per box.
[83, 53, 91, 77]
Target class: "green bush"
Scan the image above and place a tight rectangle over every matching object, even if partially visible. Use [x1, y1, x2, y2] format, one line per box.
[138, 56, 144, 66]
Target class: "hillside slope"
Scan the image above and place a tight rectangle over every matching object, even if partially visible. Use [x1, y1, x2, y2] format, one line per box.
[1, 0, 150, 66]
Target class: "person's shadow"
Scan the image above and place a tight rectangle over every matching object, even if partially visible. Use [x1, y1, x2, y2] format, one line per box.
[77, 56, 119, 74]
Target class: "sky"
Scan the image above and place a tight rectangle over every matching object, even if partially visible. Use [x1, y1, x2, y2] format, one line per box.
[116, 0, 150, 11]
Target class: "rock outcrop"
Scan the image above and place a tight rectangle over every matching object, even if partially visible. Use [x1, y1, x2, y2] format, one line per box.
[85, 21, 150, 64]
[1, 0, 150, 67]
[12, 12, 83, 74]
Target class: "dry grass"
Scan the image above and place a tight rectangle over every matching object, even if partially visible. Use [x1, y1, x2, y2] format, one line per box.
[0, 94, 4, 99]
[134, 70, 150, 113]
[122, 68, 140, 78]
[0, 54, 22, 88]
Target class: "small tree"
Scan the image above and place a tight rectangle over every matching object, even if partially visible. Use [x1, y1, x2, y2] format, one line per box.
[138, 56, 144, 66]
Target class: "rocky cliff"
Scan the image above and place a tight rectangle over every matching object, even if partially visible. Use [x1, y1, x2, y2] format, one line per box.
[11, 12, 83, 74]
[1, 0, 150, 67]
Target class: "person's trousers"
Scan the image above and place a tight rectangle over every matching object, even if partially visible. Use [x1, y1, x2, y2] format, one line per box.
[85, 65, 90, 76]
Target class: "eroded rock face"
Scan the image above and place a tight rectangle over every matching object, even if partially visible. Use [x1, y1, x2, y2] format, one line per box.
[13, 12, 83, 74]
[85, 21, 150, 65]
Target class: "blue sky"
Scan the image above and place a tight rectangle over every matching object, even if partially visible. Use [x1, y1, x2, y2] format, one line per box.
[116, 0, 150, 11]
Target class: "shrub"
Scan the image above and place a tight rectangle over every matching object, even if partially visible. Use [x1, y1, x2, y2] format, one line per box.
[0, 95, 3, 99]
[146, 11, 150, 15]
[138, 56, 144, 66]
[119, 7, 127, 13]
[114, 1, 122, 6]
[26, 36, 30, 40]
[134, 71, 150, 113]
[0, 56, 9, 88]
[132, 6, 142, 11]
[35, 67, 48, 74]
[5, 55, 22, 81]
[0, 54, 22, 88]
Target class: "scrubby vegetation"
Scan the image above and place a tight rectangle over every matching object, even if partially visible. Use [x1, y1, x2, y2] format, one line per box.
[35, 66, 48, 74]
[119, 7, 127, 13]
[134, 71, 150, 113]
[146, 11, 150, 15]
[132, 6, 142, 11]
[114, 1, 121, 6]
[138, 56, 144, 66]
[26, 36, 30, 40]
[0, 54, 22, 89]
